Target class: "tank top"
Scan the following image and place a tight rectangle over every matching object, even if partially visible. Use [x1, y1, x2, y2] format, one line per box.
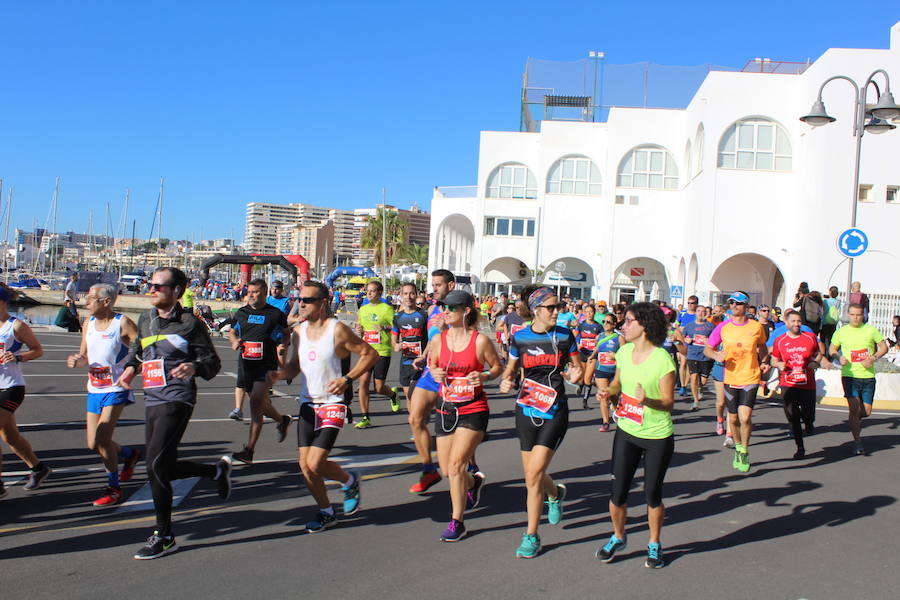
[86, 314, 131, 394]
[437, 329, 487, 415]
[0, 317, 25, 389]
[297, 318, 344, 405]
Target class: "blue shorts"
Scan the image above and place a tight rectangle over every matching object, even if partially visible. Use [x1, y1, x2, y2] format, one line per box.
[87, 391, 134, 415]
[415, 366, 440, 393]
[841, 377, 875, 405]
[712, 363, 725, 383]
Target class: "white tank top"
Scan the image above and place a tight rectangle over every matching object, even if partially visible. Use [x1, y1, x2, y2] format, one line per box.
[0, 317, 26, 389]
[297, 318, 343, 405]
[85, 313, 131, 395]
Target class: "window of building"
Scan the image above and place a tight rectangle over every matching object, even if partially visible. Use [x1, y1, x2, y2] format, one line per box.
[486, 163, 537, 199]
[718, 118, 792, 171]
[484, 216, 536, 237]
[546, 155, 602, 195]
[615, 195, 625, 204]
[617, 146, 678, 190]
[887, 186, 898, 204]
[858, 184, 873, 203]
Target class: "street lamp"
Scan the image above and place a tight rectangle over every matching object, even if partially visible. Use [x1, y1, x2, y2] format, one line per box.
[800, 69, 899, 318]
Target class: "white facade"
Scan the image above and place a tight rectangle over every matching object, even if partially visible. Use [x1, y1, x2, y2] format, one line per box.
[430, 22, 900, 313]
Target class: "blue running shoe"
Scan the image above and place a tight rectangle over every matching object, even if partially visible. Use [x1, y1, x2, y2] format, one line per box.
[645, 542, 665, 568]
[342, 471, 361, 515]
[545, 483, 566, 525]
[440, 519, 466, 542]
[306, 511, 337, 533]
[515, 533, 541, 558]
[595, 535, 627, 562]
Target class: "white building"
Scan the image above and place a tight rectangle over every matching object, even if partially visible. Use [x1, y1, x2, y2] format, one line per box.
[429, 22, 900, 327]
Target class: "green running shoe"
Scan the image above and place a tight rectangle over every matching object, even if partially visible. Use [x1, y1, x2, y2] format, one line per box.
[354, 416, 373, 429]
[732, 448, 741, 470]
[738, 451, 751, 473]
[515, 532, 541, 558]
[389, 387, 401, 413]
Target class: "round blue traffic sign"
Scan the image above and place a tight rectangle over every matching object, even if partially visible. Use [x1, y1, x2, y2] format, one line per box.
[837, 228, 868, 258]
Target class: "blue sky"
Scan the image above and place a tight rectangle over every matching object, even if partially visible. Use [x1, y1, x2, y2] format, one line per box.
[0, 2, 896, 242]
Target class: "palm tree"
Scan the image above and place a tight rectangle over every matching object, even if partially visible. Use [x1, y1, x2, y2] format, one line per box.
[398, 243, 428, 266]
[360, 207, 408, 271]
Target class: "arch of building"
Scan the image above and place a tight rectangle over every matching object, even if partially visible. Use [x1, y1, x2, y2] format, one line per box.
[481, 256, 531, 295]
[710, 252, 786, 307]
[687, 253, 699, 296]
[611, 257, 671, 304]
[541, 256, 595, 300]
[434, 214, 475, 275]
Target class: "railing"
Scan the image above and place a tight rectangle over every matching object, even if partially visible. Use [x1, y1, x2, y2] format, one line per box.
[837, 291, 900, 341]
[434, 186, 477, 199]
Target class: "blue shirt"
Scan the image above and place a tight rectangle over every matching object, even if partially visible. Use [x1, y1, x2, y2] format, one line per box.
[678, 311, 696, 327]
[556, 312, 576, 329]
[767, 323, 815, 348]
[266, 295, 291, 315]
[684, 320, 716, 361]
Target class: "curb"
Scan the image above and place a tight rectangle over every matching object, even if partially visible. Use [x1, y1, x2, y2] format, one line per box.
[819, 396, 900, 411]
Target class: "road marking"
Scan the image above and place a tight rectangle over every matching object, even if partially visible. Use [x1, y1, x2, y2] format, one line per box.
[116, 477, 200, 514]
[19, 390, 246, 400]
[16, 415, 283, 429]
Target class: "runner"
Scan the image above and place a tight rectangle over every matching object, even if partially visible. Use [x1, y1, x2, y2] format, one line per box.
[828, 303, 888, 455]
[227, 278, 292, 465]
[677, 296, 698, 396]
[266, 280, 291, 315]
[407, 269, 456, 494]
[499, 286, 583, 559]
[271, 281, 378, 532]
[429, 290, 501, 542]
[770, 309, 832, 459]
[117, 267, 231, 560]
[575, 303, 602, 408]
[555, 303, 577, 331]
[587, 314, 623, 431]
[66, 283, 141, 506]
[682, 305, 715, 412]
[662, 309, 687, 396]
[595, 302, 675, 568]
[391, 283, 428, 407]
[354, 281, 399, 428]
[704, 291, 769, 472]
[0, 283, 50, 499]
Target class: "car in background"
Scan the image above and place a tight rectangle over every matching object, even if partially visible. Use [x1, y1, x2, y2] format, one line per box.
[118, 271, 146, 293]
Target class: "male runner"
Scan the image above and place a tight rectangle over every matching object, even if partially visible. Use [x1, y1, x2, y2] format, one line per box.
[677, 296, 698, 396]
[354, 280, 399, 428]
[391, 282, 428, 406]
[118, 267, 231, 559]
[704, 291, 768, 473]
[829, 303, 887, 455]
[683, 304, 715, 412]
[67, 283, 141, 506]
[266, 280, 291, 315]
[227, 278, 292, 464]
[272, 281, 377, 531]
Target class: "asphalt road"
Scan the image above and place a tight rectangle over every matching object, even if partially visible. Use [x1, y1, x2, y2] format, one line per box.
[2, 325, 900, 600]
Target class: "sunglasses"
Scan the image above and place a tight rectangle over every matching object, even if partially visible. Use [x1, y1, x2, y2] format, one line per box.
[439, 303, 467, 312]
[729, 300, 747, 306]
[298, 296, 324, 304]
[687, 301, 697, 305]
[538, 303, 564, 311]
[149, 283, 174, 291]
[603, 320, 616, 325]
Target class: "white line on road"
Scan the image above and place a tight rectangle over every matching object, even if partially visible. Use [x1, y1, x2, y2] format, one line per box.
[116, 478, 200, 514]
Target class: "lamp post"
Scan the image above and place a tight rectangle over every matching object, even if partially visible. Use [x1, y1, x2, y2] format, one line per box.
[800, 69, 899, 316]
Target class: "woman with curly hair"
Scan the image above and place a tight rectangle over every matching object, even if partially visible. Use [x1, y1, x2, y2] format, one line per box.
[595, 302, 675, 569]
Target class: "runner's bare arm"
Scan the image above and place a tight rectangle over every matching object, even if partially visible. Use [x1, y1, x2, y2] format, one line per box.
[11, 320, 43, 363]
[391, 330, 401, 353]
[472, 333, 502, 385]
[498, 354, 519, 393]
[426, 336, 445, 383]
[756, 341, 770, 372]
[334, 321, 378, 379]
[272, 329, 301, 382]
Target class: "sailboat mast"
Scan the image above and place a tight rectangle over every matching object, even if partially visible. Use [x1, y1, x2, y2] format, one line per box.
[157, 177, 164, 267]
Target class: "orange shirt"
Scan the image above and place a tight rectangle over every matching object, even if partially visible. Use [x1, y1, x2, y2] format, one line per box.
[708, 319, 767, 386]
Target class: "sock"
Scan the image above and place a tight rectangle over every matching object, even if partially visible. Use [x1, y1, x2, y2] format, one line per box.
[321, 506, 335, 516]
[107, 470, 120, 488]
[31, 462, 44, 473]
[118, 445, 134, 460]
[717, 417, 724, 423]
[422, 463, 437, 474]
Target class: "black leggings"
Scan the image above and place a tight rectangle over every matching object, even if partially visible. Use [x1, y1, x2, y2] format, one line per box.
[783, 387, 815, 448]
[610, 429, 674, 509]
[145, 402, 215, 536]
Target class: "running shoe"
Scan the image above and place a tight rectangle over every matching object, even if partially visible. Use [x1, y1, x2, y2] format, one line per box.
[93, 486, 124, 507]
[230, 447, 254, 465]
[354, 416, 373, 429]
[120, 448, 141, 483]
[276, 415, 292, 443]
[228, 408, 243, 421]
[855, 441, 866, 456]
[389, 387, 401, 413]
[467, 462, 485, 478]
[691, 402, 700, 412]
[0, 482, 7, 499]
[598, 422, 610, 433]
[342, 470, 361, 515]
[595, 535, 627, 562]
[645, 542, 665, 568]
[787, 429, 794, 439]
[546, 483, 566, 525]
[409, 470, 442, 494]
[23, 464, 52, 491]
[723, 435, 735, 448]
[306, 511, 338, 533]
[134, 531, 178, 560]
[515, 533, 541, 559]
[715, 421, 725, 436]
[731, 448, 741, 471]
[440, 519, 466, 542]
[737, 451, 751, 473]
[793, 447, 806, 460]
[466, 472, 485, 510]
[582, 397, 589, 410]
[215, 458, 232, 500]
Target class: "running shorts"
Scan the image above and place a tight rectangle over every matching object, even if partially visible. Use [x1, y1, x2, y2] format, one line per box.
[296, 403, 342, 450]
[724, 384, 759, 414]
[399, 362, 423, 388]
[415, 365, 440, 393]
[0, 386, 25, 413]
[236, 361, 273, 392]
[687, 360, 713, 377]
[371, 355, 391, 381]
[594, 371, 614, 384]
[841, 376, 876, 405]
[87, 390, 134, 415]
[434, 409, 489, 438]
[516, 405, 569, 452]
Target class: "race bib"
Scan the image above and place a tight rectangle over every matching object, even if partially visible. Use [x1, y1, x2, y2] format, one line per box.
[89, 365, 113, 388]
[615, 392, 644, 425]
[363, 330, 380, 345]
[141, 359, 167, 389]
[692, 334, 708, 346]
[314, 403, 347, 430]
[442, 377, 476, 403]
[580, 337, 597, 351]
[850, 349, 869, 363]
[787, 367, 807, 384]
[242, 341, 263, 360]
[516, 378, 558, 413]
[599, 352, 616, 366]
[401, 341, 421, 357]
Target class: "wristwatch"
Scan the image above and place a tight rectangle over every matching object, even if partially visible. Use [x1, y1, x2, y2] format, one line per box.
[15, 355, 22, 363]
[343, 375, 353, 386]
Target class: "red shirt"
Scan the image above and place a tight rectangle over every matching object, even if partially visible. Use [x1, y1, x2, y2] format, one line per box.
[771, 331, 819, 390]
[437, 330, 488, 415]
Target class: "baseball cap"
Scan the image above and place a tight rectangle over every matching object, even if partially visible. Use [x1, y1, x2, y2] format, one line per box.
[728, 292, 750, 304]
[598, 300, 608, 306]
[442, 290, 474, 307]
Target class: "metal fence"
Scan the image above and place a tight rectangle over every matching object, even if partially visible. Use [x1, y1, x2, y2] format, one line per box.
[837, 291, 900, 342]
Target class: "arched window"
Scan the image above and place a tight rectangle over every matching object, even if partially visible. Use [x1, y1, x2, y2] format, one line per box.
[694, 124, 704, 175]
[617, 145, 678, 190]
[546, 155, 602, 195]
[718, 118, 792, 171]
[486, 162, 537, 199]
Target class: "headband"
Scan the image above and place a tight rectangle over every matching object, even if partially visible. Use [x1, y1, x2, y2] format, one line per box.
[527, 287, 555, 311]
